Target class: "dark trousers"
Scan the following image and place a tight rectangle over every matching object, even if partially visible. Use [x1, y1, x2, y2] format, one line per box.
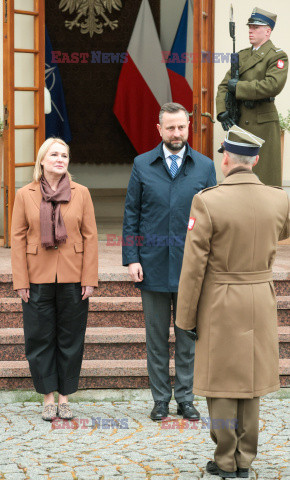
[141, 290, 195, 403]
[206, 397, 260, 472]
[22, 283, 88, 395]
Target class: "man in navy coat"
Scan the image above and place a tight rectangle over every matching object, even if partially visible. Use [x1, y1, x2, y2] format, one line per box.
[122, 102, 217, 421]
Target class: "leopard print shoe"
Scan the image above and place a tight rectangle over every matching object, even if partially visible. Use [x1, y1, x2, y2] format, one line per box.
[42, 403, 57, 421]
[58, 403, 73, 420]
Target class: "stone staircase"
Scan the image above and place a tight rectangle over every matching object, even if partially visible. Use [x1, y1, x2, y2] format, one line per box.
[0, 244, 289, 389]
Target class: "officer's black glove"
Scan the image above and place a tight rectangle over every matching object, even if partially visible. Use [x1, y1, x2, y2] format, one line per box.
[217, 111, 235, 131]
[184, 327, 198, 341]
[228, 78, 239, 94]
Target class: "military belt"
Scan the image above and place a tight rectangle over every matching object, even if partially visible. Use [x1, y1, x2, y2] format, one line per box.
[208, 269, 273, 284]
[243, 98, 275, 109]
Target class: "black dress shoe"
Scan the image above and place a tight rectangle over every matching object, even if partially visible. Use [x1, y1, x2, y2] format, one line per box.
[237, 468, 249, 478]
[150, 401, 169, 421]
[206, 461, 237, 478]
[177, 401, 200, 420]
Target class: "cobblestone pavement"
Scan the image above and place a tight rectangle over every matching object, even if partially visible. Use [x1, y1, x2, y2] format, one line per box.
[0, 397, 289, 480]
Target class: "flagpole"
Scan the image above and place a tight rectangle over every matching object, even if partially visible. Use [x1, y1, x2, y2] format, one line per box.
[192, 0, 202, 151]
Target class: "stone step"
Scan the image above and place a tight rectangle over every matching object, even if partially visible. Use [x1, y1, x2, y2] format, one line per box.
[0, 278, 288, 297]
[0, 297, 146, 329]
[279, 326, 290, 342]
[279, 358, 290, 387]
[0, 296, 143, 312]
[0, 358, 288, 390]
[0, 327, 175, 361]
[276, 296, 290, 327]
[0, 296, 289, 328]
[0, 327, 289, 361]
[0, 359, 155, 390]
[278, 326, 290, 358]
[0, 310, 146, 329]
[0, 280, 140, 298]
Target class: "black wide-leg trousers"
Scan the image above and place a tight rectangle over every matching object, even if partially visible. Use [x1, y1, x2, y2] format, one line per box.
[22, 283, 88, 395]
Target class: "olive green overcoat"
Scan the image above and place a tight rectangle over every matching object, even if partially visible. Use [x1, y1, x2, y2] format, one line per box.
[176, 170, 290, 399]
[216, 40, 288, 186]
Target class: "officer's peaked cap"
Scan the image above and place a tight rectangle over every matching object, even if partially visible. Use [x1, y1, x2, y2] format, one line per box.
[247, 7, 277, 30]
[218, 126, 265, 156]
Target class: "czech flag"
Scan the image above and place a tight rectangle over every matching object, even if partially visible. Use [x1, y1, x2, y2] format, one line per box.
[166, 0, 193, 144]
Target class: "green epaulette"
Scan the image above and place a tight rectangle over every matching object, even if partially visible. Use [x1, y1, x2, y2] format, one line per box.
[270, 44, 285, 53]
[239, 47, 251, 53]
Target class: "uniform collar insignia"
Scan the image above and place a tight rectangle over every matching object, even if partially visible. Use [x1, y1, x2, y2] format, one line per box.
[240, 40, 273, 74]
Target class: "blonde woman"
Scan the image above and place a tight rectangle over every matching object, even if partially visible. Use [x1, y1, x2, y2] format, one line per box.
[11, 138, 98, 421]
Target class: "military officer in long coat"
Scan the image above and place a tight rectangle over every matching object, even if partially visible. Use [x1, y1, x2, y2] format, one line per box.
[216, 7, 288, 186]
[176, 126, 290, 479]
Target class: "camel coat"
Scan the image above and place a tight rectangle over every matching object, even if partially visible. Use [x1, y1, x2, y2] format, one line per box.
[11, 181, 98, 290]
[176, 170, 290, 399]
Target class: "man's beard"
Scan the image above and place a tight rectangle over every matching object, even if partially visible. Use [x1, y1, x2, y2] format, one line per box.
[164, 139, 187, 151]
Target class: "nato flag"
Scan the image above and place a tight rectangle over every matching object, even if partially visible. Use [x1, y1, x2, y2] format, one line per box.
[45, 27, 72, 143]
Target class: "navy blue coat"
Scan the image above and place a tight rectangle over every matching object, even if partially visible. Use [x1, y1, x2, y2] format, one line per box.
[122, 142, 217, 292]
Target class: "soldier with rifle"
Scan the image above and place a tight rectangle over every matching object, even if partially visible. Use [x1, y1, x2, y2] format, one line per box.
[216, 7, 288, 186]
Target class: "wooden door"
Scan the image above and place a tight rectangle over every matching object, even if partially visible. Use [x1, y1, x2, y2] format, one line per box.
[3, 0, 45, 246]
[192, 0, 215, 159]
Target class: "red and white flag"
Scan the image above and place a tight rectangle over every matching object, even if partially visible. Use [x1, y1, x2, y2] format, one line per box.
[113, 0, 172, 154]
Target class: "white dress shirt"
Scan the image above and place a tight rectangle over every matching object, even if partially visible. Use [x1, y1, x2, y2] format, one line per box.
[163, 144, 186, 170]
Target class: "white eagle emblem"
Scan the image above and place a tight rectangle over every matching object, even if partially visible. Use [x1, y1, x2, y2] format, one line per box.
[59, 0, 123, 37]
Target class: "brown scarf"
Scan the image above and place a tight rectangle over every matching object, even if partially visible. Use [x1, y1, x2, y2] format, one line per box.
[40, 174, 71, 248]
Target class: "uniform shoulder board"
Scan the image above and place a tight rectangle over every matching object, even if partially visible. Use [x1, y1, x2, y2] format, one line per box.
[268, 185, 284, 190]
[263, 184, 284, 192]
[198, 185, 219, 195]
[239, 47, 251, 53]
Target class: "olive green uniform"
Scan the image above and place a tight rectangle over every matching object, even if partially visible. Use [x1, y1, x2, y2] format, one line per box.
[216, 40, 288, 186]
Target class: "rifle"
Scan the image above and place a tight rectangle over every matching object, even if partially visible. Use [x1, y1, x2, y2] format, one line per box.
[225, 5, 240, 125]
